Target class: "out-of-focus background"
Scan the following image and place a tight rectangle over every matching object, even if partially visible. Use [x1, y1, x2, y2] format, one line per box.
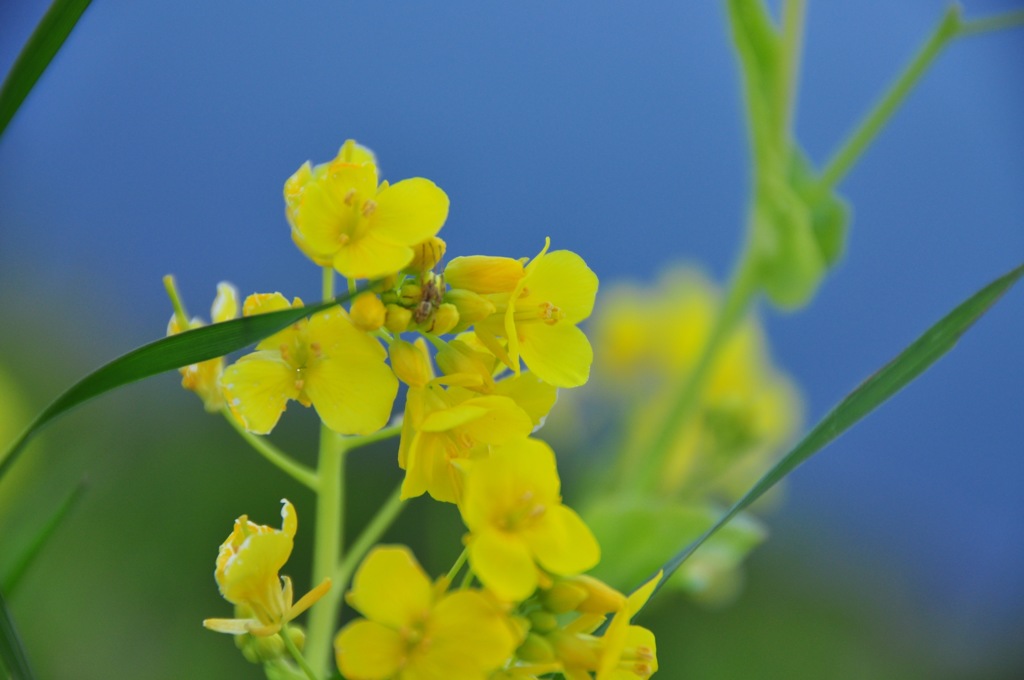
[1, 1, 1022, 678]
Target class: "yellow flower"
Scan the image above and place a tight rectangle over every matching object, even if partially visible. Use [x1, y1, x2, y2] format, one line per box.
[460, 438, 600, 601]
[435, 337, 558, 428]
[595, 573, 660, 680]
[164, 279, 238, 411]
[335, 545, 519, 680]
[449, 239, 598, 388]
[221, 293, 398, 435]
[390, 340, 534, 504]
[285, 139, 450, 279]
[204, 500, 331, 637]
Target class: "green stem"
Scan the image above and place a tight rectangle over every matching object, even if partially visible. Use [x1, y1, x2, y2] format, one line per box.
[957, 10, 1024, 37]
[445, 548, 469, 585]
[345, 423, 403, 452]
[221, 411, 318, 491]
[631, 249, 760, 492]
[333, 483, 407, 589]
[817, 7, 1024, 194]
[777, 0, 807, 143]
[162, 275, 190, 329]
[305, 426, 346, 676]
[305, 266, 347, 676]
[281, 624, 320, 680]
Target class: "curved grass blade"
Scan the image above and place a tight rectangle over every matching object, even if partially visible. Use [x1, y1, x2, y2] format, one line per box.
[649, 263, 1024, 598]
[0, 590, 34, 680]
[1, 479, 87, 594]
[0, 0, 92, 139]
[0, 288, 363, 481]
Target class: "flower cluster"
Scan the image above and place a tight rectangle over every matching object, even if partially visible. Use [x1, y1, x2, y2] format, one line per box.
[175, 139, 658, 678]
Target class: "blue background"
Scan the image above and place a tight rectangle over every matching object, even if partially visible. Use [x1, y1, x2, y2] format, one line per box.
[1, 1, 1022, 677]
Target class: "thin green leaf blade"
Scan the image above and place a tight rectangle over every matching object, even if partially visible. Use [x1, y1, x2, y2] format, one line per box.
[1, 479, 87, 594]
[651, 263, 1024, 596]
[0, 0, 92, 138]
[0, 590, 34, 680]
[0, 290, 360, 481]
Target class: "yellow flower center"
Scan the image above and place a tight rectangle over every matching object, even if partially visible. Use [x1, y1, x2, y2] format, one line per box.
[499, 490, 547, 530]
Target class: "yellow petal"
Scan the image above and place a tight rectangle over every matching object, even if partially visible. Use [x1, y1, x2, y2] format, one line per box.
[304, 310, 398, 434]
[455, 396, 533, 444]
[468, 530, 537, 601]
[334, 619, 405, 680]
[419, 403, 489, 433]
[211, 282, 239, 323]
[280, 499, 297, 538]
[326, 158, 379, 203]
[202, 617, 255, 635]
[292, 178, 355, 264]
[522, 249, 598, 323]
[370, 177, 449, 246]
[518, 322, 593, 388]
[426, 590, 520, 674]
[333, 234, 414, 280]
[217, 532, 292, 605]
[221, 352, 299, 435]
[523, 504, 600, 576]
[334, 139, 377, 166]
[493, 373, 558, 428]
[347, 546, 433, 628]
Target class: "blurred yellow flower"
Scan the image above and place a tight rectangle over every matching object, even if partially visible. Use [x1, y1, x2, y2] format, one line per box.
[221, 292, 398, 435]
[335, 545, 519, 680]
[460, 438, 600, 601]
[203, 500, 330, 637]
[285, 139, 449, 279]
[164, 278, 238, 412]
[593, 267, 800, 497]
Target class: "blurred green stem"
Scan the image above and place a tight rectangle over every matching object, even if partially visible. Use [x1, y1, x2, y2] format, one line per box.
[282, 624, 320, 680]
[446, 548, 469, 585]
[305, 268, 347, 677]
[632, 248, 760, 492]
[222, 411, 317, 490]
[776, 0, 806, 143]
[818, 7, 1024, 194]
[346, 423, 403, 451]
[333, 483, 406, 589]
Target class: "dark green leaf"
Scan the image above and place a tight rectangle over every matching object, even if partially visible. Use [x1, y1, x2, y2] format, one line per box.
[0, 0, 92, 139]
[0, 590, 34, 680]
[1, 479, 87, 594]
[649, 263, 1024, 598]
[0, 289, 362, 481]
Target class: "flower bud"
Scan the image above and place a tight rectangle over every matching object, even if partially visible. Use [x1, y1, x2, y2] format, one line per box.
[211, 282, 240, 324]
[407, 236, 447, 273]
[424, 303, 459, 335]
[444, 256, 524, 294]
[517, 633, 557, 663]
[385, 304, 413, 333]
[398, 282, 423, 307]
[350, 293, 386, 332]
[527, 610, 559, 633]
[390, 339, 433, 388]
[539, 579, 589, 614]
[568, 574, 626, 615]
[436, 340, 494, 387]
[444, 289, 496, 332]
